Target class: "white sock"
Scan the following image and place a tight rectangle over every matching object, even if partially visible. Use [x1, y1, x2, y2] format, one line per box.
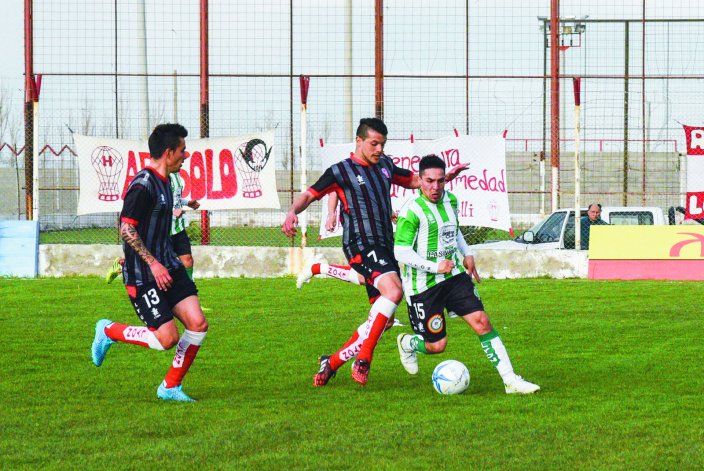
[321, 263, 361, 285]
[479, 330, 516, 383]
[114, 323, 165, 351]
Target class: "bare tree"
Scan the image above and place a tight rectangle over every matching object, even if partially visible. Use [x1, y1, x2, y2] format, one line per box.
[0, 84, 24, 218]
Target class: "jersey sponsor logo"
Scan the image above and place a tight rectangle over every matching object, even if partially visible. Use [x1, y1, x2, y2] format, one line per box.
[426, 247, 456, 259]
[427, 314, 444, 334]
[441, 225, 456, 245]
[356, 174, 365, 185]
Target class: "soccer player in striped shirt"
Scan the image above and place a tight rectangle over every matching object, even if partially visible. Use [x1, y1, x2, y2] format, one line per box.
[394, 154, 539, 394]
[105, 173, 200, 283]
[169, 171, 200, 280]
[91, 124, 209, 402]
[282, 118, 466, 386]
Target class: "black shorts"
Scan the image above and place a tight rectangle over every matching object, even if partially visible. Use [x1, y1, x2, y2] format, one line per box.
[171, 230, 192, 257]
[407, 272, 484, 343]
[347, 244, 400, 302]
[125, 266, 198, 328]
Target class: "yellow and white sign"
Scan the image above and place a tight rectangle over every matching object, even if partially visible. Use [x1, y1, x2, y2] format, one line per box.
[589, 226, 704, 260]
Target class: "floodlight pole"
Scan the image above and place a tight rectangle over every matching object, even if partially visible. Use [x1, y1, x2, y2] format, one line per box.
[199, 0, 210, 245]
[24, 0, 35, 221]
[375, 0, 384, 119]
[550, 0, 560, 212]
[573, 77, 581, 250]
[299, 76, 310, 248]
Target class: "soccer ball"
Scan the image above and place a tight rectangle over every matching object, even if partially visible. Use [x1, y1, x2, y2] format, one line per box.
[432, 360, 470, 395]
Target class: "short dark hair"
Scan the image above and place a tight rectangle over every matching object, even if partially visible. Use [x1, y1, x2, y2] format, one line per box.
[419, 154, 446, 176]
[148, 123, 188, 159]
[588, 203, 602, 211]
[356, 118, 388, 139]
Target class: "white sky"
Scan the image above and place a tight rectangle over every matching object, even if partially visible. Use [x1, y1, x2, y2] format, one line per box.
[0, 1, 25, 107]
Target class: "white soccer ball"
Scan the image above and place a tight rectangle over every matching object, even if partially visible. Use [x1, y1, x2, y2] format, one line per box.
[432, 360, 470, 395]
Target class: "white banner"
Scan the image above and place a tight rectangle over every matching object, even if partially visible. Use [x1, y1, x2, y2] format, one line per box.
[317, 133, 509, 239]
[75, 131, 280, 215]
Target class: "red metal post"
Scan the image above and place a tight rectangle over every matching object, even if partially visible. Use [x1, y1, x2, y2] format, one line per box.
[375, 0, 384, 120]
[550, 0, 560, 211]
[199, 0, 210, 245]
[24, 0, 34, 220]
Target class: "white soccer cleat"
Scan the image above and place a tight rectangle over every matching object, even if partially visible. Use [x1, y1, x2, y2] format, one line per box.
[296, 256, 326, 289]
[396, 334, 419, 375]
[504, 375, 540, 395]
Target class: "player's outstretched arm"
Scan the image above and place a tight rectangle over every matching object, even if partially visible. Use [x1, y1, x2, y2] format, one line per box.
[120, 221, 173, 290]
[393, 163, 469, 190]
[445, 163, 469, 182]
[325, 193, 339, 232]
[282, 190, 316, 237]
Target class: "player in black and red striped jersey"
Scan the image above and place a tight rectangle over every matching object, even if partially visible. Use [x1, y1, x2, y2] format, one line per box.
[90, 123, 209, 403]
[283, 118, 467, 386]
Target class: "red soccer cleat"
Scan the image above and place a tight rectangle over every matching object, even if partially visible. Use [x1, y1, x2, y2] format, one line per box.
[351, 359, 370, 386]
[313, 355, 336, 387]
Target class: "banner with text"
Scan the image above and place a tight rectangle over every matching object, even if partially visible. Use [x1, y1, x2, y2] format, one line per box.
[683, 125, 704, 219]
[75, 132, 280, 215]
[317, 134, 509, 239]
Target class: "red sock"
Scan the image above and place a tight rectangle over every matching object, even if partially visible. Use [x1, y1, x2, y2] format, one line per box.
[105, 322, 161, 349]
[163, 330, 206, 388]
[329, 330, 360, 370]
[356, 313, 389, 363]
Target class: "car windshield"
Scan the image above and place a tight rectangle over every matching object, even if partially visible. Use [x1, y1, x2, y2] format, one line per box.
[531, 211, 567, 243]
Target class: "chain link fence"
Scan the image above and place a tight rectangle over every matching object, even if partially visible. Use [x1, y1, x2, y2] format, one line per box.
[3, 0, 703, 248]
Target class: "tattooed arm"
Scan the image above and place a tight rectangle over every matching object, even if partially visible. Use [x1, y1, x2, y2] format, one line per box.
[120, 220, 173, 290]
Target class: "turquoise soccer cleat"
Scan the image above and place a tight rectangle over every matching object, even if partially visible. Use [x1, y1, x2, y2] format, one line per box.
[157, 383, 196, 403]
[91, 319, 115, 367]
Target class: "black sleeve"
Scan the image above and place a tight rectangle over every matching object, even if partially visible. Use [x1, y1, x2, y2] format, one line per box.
[120, 184, 153, 226]
[308, 167, 339, 200]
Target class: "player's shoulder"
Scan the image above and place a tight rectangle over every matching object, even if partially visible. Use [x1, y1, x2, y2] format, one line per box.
[445, 190, 458, 205]
[127, 168, 155, 193]
[399, 196, 422, 218]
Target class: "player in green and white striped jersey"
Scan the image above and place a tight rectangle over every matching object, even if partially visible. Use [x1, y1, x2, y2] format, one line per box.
[394, 155, 539, 394]
[169, 172, 200, 281]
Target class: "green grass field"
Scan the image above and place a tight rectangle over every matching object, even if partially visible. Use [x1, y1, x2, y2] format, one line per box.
[1, 277, 702, 469]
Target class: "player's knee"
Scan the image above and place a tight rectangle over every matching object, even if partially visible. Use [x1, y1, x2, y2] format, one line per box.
[161, 333, 179, 350]
[426, 338, 447, 353]
[384, 286, 403, 304]
[474, 312, 492, 334]
[191, 318, 208, 333]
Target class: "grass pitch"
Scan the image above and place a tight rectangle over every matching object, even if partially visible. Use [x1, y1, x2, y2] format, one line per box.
[1, 277, 702, 469]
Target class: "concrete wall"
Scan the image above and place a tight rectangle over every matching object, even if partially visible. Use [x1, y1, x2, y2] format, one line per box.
[39, 244, 588, 279]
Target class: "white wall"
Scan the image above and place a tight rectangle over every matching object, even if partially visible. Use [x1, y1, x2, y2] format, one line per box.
[39, 244, 588, 279]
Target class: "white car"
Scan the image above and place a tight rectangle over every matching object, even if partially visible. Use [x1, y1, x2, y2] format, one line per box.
[471, 206, 668, 251]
